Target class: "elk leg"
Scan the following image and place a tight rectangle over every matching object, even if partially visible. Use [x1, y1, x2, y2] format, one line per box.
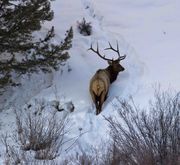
[91, 91, 99, 115]
[97, 92, 104, 115]
[91, 91, 96, 103]
[97, 104, 102, 115]
[99, 92, 106, 114]
[95, 101, 99, 115]
[96, 99, 102, 115]
[91, 91, 104, 115]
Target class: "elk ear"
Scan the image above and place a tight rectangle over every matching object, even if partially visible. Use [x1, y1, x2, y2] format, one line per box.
[108, 60, 112, 65]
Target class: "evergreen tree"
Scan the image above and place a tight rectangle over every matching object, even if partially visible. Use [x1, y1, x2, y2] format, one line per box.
[0, 0, 73, 91]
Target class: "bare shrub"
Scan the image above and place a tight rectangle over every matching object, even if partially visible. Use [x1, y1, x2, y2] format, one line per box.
[63, 143, 105, 165]
[1, 104, 69, 164]
[2, 137, 59, 165]
[72, 152, 94, 165]
[77, 18, 92, 36]
[2, 134, 30, 165]
[105, 90, 180, 165]
[64, 151, 100, 165]
[15, 110, 69, 160]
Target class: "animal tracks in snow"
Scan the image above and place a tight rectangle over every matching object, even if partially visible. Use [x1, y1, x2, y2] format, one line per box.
[81, 0, 104, 26]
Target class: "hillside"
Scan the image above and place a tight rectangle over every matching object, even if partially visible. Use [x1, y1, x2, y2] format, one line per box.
[0, 0, 180, 163]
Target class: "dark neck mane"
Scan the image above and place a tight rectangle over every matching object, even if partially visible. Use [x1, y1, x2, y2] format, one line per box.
[106, 66, 119, 83]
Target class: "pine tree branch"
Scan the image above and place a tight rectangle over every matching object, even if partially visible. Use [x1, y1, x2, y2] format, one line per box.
[0, 0, 73, 91]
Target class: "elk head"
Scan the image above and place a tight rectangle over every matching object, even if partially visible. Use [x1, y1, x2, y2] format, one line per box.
[89, 42, 126, 115]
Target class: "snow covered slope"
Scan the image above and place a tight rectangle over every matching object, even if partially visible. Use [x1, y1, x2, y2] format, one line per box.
[34, 0, 144, 151]
[0, 0, 180, 163]
[95, 0, 180, 101]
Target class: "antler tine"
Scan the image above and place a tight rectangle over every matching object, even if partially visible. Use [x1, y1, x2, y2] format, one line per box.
[104, 42, 113, 50]
[88, 42, 113, 61]
[116, 41, 120, 57]
[119, 54, 126, 60]
[104, 41, 126, 61]
[87, 43, 93, 51]
[104, 41, 120, 56]
[116, 41, 127, 60]
[97, 42, 99, 54]
[116, 41, 127, 61]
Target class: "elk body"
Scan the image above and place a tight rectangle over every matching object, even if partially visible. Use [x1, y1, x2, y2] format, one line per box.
[89, 42, 126, 115]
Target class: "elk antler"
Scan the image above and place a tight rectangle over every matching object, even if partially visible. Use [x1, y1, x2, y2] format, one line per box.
[88, 43, 114, 61]
[104, 41, 126, 61]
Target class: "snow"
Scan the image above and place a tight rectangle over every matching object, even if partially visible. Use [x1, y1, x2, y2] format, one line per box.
[0, 0, 180, 163]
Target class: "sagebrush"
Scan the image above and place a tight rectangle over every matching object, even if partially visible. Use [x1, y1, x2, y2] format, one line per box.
[105, 90, 180, 165]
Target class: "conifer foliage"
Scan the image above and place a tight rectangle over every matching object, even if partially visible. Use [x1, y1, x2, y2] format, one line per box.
[77, 18, 92, 36]
[0, 0, 73, 90]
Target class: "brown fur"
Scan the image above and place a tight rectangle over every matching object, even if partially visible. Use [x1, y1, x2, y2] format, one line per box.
[90, 61, 124, 115]
[90, 69, 110, 115]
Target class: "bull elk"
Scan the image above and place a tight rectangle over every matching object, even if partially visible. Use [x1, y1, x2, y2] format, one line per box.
[88, 42, 126, 115]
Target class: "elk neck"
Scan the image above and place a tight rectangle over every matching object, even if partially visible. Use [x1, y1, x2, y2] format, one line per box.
[105, 65, 119, 83]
